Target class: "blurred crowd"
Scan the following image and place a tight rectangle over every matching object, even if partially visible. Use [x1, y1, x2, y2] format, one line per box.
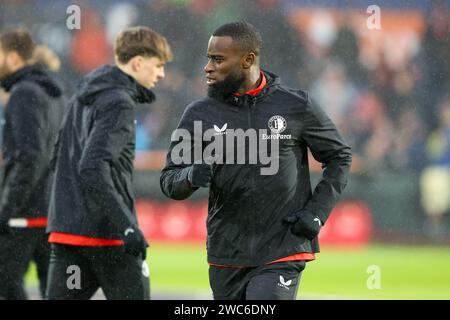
[0, 0, 449, 176]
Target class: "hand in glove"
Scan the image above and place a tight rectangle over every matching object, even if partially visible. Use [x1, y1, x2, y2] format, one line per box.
[284, 210, 322, 240]
[188, 162, 213, 188]
[123, 226, 148, 260]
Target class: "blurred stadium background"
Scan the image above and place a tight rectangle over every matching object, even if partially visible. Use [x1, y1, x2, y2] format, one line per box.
[1, 0, 450, 299]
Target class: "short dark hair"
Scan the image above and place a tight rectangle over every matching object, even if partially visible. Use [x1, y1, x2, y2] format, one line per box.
[115, 26, 173, 64]
[0, 28, 35, 61]
[212, 22, 262, 56]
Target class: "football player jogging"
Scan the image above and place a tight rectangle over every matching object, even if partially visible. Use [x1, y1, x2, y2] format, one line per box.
[160, 22, 352, 300]
[0, 28, 65, 299]
[46, 26, 172, 300]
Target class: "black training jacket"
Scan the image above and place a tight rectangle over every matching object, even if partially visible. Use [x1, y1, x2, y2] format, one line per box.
[0, 65, 65, 221]
[47, 65, 155, 238]
[160, 71, 352, 266]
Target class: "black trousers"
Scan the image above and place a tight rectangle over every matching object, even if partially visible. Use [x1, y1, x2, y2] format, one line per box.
[209, 260, 305, 300]
[45, 244, 150, 300]
[0, 228, 50, 300]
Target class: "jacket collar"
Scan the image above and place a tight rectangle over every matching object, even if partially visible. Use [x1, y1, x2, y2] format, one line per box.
[226, 70, 280, 107]
[114, 66, 156, 104]
[1, 64, 63, 97]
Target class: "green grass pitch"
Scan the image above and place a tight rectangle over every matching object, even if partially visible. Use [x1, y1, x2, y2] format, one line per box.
[26, 243, 450, 299]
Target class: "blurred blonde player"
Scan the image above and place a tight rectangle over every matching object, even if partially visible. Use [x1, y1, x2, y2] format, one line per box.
[420, 98, 450, 240]
[45, 26, 172, 300]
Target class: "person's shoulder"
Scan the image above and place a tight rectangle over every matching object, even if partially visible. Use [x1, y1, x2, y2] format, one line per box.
[184, 97, 214, 113]
[275, 85, 310, 106]
[7, 81, 45, 110]
[10, 80, 42, 98]
[96, 89, 135, 112]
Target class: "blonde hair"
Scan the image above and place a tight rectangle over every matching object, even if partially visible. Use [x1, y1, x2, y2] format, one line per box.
[32, 45, 61, 72]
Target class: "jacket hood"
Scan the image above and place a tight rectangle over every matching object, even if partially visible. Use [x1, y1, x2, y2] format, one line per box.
[261, 69, 281, 91]
[77, 65, 155, 105]
[258, 69, 280, 98]
[0, 64, 63, 97]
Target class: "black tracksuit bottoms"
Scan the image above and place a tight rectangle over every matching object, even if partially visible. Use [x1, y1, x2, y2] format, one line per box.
[209, 260, 306, 300]
[0, 228, 49, 300]
[45, 244, 150, 300]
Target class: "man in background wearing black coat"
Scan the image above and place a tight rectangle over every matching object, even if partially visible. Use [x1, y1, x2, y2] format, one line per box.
[0, 28, 65, 299]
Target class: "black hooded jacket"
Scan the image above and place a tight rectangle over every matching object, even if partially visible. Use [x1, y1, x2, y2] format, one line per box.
[0, 64, 65, 222]
[47, 65, 155, 239]
[160, 71, 352, 266]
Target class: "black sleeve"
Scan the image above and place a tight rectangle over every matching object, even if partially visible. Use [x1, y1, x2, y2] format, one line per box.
[0, 86, 46, 220]
[50, 106, 69, 172]
[160, 104, 199, 200]
[78, 101, 137, 232]
[301, 94, 352, 224]
[50, 127, 62, 172]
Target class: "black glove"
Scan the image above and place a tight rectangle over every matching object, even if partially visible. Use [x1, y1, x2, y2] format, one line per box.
[284, 210, 322, 240]
[123, 226, 148, 260]
[188, 163, 213, 188]
[0, 218, 10, 235]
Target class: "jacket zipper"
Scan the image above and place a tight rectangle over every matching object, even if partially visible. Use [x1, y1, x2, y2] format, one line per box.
[248, 96, 257, 259]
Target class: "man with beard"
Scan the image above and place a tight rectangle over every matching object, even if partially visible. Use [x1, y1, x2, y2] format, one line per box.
[160, 22, 352, 300]
[0, 28, 65, 299]
[46, 26, 171, 300]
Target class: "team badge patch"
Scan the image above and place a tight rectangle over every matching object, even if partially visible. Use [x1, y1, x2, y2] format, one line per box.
[268, 115, 287, 134]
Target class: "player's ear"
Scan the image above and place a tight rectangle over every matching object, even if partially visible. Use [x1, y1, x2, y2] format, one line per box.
[241, 52, 255, 70]
[131, 56, 142, 72]
[6, 51, 21, 67]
